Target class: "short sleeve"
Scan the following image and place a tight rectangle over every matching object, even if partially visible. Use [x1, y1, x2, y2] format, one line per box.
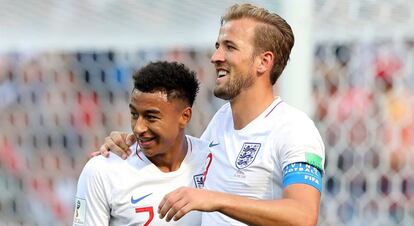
[73, 157, 111, 226]
[278, 115, 325, 173]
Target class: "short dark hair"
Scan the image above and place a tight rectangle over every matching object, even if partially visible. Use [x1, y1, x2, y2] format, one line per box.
[133, 61, 199, 106]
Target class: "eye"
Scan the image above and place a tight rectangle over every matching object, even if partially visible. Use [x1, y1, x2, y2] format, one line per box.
[146, 115, 159, 122]
[226, 44, 237, 51]
[130, 112, 138, 119]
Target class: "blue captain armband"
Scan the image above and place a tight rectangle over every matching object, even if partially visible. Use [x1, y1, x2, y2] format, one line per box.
[282, 162, 323, 192]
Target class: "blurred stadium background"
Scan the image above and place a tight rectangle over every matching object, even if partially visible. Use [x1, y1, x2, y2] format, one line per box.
[1, 0, 413, 225]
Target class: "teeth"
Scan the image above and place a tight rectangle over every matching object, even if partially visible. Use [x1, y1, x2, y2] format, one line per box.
[139, 137, 153, 142]
[218, 70, 227, 78]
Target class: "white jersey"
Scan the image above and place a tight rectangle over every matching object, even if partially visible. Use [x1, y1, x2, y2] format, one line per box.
[200, 97, 325, 226]
[73, 135, 212, 226]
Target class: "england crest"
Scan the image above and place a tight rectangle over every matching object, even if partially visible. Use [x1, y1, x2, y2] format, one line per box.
[235, 143, 261, 169]
[193, 174, 205, 188]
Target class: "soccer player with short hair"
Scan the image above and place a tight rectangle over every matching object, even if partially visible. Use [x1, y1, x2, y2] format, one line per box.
[73, 61, 212, 226]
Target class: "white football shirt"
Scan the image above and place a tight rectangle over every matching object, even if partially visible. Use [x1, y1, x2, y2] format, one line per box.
[200, 97, 325, 226]
[73, 135, 212, 226]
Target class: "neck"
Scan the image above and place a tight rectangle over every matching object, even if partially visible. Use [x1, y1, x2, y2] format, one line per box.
[148, 135, 188, 173]
[230, 82, 274, 130]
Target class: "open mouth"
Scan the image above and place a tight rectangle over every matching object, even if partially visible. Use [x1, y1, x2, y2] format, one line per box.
[217, 70, 228, 78]
[138, 137, 156, 148]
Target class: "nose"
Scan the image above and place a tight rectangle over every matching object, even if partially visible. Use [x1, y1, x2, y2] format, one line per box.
[211, 47, 224, 64]
[133, 117, 147, 135]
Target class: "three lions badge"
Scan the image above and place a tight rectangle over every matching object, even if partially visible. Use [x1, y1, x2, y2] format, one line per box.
[235, 143, 261, 169]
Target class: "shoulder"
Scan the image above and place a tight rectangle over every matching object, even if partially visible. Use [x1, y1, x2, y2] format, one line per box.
[209, 103, 231, 122]
[272, 102, 319, 133]
[278, 102, 312, 121]
[84, 154, 125, 169]
[76, 154, 132, 198]
[79, 154, 126, 180]
[187, 135, 211, 155]
[272, 102, 325, 171]
[186, 135, 212, 166]
[201, 103, 230, 140]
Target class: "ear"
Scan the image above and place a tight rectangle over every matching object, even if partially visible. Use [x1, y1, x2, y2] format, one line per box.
[179, 107, 192, 128]
[257, 51, 274, 74]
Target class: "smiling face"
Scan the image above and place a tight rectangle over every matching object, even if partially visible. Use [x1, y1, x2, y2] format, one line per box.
[210, 18, 261, 100]
[129, 89, 190, 158]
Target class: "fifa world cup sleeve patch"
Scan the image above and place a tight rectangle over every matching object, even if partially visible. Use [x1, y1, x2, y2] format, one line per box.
[282, 162, 323, 192]
[73, 197, 86, 225]
[305, 152, 323, 172]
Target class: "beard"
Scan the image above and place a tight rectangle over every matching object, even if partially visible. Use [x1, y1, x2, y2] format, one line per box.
[213, 72, 254, 100]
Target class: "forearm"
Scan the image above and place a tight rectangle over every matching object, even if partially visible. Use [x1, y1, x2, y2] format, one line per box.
[159, 185, 320, 225]
[212, 191, 319, 226]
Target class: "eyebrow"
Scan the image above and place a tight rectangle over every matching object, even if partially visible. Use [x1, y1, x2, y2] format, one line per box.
[216, 40, 238, 49]
[129, 104, 161, 114]
[145, 109, 161, 114]
[224, 40, 236, 46]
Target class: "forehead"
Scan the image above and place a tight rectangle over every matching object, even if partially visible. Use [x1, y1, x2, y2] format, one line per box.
[218, 18, 257, 42]
[130, 90, 170, 109]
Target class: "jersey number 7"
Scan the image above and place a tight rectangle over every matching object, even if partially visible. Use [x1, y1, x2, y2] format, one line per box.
[135, 206, 154, 226]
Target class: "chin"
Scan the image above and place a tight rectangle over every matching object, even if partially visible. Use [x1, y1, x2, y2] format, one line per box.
[138, 148, 153, 157]
[214, 91, 235, 100]
[214, 89, 229, 100]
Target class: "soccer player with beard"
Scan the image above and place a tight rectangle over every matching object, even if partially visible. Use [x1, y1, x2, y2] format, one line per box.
[73, 62, 212, 226]
[97, 4, 325, 226]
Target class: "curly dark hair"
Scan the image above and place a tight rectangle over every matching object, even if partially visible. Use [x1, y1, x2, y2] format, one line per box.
[132, 61, 200, 106]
